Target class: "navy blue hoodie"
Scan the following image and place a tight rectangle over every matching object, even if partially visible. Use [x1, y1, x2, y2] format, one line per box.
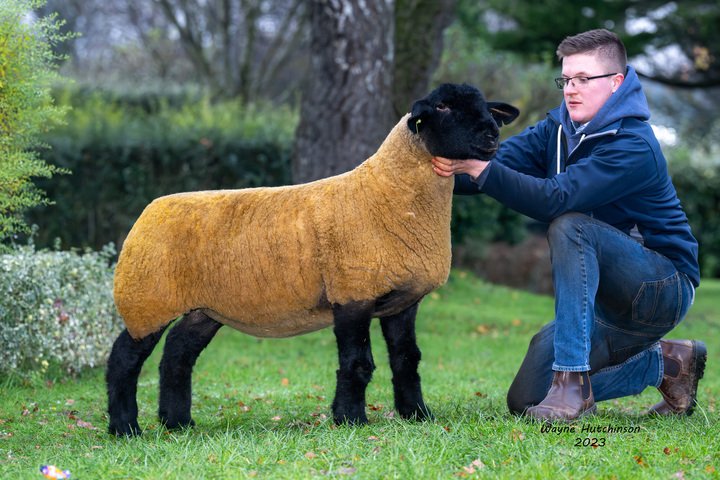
[455, 66, 700, 286]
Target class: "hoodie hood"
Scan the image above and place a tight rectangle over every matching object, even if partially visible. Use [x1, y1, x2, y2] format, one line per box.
[559, 65, 651, 152]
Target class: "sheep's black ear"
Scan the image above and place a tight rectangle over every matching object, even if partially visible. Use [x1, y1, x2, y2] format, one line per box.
[488, 102, 520, 126]
[407, 102, 433, 134]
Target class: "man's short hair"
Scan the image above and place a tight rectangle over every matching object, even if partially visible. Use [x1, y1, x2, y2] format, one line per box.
[556, 29, 627, 74]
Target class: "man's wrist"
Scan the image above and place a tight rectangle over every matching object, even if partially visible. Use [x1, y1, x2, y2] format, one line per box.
[470, 160, 492, 187]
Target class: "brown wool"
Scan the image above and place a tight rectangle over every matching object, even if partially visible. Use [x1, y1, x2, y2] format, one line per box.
[113, 115, 453, 340]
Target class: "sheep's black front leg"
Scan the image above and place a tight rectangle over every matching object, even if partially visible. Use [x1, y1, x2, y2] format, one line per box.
[106, 326, 168, 437]
[380, 302, 433, 421]
[332, 301, 375, 425]
[158, 310, 223, 430]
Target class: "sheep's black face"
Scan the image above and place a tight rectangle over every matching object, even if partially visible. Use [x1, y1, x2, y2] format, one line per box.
[408, 83, 519, 161]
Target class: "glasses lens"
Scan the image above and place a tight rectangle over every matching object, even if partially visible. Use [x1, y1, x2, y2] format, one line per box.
[555, 78, 565, 89]
[575, 77, 589, 87]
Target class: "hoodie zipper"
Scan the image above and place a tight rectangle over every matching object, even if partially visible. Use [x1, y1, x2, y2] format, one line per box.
[555, 125, 618, 174]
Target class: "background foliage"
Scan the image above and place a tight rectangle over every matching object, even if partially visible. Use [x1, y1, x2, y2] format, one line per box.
[25, 89, 296, 249]
[0, 238, 122, 379]
[0, 0, 72, 246]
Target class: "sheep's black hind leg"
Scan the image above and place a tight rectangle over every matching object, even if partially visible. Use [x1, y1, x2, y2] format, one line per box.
[380, 302, 433, 421]
[332, 301, 375, 425]
[106, 326, 168, 437]
[158, 310, 223, 430]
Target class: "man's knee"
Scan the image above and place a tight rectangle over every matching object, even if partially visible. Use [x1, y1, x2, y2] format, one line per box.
[547, 212, 589, 240]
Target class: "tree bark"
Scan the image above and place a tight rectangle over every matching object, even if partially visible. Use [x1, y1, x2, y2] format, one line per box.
[393, 0, 456, 118]
[292, 0, 394, 184]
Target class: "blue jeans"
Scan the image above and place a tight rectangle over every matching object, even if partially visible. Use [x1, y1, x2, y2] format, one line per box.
[507, 213, 695, 413]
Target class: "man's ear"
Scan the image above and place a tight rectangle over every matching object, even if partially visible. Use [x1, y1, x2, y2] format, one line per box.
[488, 102, 520, 126]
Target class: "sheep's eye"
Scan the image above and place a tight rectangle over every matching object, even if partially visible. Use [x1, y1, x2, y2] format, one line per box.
[436, 103, 449, 111]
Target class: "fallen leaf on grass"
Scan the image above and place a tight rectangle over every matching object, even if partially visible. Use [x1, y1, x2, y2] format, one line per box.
[463, 459, 486, 474]
[335, 467, 357, 475]
[311, 468, 357, 475]
[76, 420, 98, 430]
[305, 452, 317, 459]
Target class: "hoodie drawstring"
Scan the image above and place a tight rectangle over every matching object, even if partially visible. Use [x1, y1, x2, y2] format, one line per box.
[557, 124, 586, 175]
[556, 124, 562, 175]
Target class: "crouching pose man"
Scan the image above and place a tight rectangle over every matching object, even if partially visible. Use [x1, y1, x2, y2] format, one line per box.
[432, 29, 706, 422]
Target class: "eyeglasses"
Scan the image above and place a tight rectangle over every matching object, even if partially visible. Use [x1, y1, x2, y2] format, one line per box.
[554, 73, 618, 89]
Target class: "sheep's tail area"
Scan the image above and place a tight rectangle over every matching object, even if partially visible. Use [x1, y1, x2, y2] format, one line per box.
[113, 187, 331, 340]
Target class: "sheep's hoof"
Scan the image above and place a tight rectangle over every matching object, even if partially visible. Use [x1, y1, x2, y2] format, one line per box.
[108, 421, 143, 438]
[399, 405, 434, 422]
[160, 416, 196, 431]
[333, 411, 368, 426]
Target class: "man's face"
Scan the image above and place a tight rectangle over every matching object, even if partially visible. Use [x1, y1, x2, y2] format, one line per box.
[561, 53, 624, 125]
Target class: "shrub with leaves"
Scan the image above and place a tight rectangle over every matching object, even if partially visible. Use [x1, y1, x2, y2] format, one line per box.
[0, 239, 123, 379]
[0, 0, 73, 247]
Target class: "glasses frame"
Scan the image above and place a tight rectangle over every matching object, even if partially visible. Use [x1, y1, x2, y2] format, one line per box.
[554, 73, 618, 90]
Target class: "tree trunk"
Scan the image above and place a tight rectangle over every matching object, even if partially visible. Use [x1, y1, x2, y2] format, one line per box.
[292, 0, 394, 184]
[393, 0, 457, 118]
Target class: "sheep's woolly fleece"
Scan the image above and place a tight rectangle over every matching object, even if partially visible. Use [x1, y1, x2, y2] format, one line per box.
[113, 114, 453, 340]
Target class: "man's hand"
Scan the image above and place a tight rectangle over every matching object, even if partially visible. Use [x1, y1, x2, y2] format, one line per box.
[431, 156, 490, 179]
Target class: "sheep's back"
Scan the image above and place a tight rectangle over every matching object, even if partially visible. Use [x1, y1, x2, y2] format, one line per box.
[114, 186, 329, 339]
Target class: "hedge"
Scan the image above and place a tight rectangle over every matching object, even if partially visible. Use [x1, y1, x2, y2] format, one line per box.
[25, 90, 298, 249]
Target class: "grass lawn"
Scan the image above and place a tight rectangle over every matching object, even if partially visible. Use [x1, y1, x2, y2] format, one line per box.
[1, 270, 718, 479]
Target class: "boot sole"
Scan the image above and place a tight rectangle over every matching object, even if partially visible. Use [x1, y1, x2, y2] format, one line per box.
[686, 340, 707, 416]
[527, 403, 597, 424]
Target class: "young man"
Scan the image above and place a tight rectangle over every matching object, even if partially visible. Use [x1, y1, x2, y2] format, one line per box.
[432, 29, 705, 422]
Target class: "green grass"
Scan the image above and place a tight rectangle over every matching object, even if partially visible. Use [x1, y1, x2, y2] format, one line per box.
[2, 271, 718, 479]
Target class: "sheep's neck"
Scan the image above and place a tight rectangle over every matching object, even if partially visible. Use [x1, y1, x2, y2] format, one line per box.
[357, 118, 454, 214]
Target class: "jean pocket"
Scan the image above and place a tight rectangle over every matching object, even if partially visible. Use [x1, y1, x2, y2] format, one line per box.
[631, 273, 682, 328]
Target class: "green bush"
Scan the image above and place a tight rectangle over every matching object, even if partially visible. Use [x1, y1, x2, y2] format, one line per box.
[0, 237, 123, 379]
[0, 0, 73, 245]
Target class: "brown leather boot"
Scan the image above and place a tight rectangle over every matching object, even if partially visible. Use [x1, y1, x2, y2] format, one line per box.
[649, 339, 707, 416]
[526, 371, 596, 422]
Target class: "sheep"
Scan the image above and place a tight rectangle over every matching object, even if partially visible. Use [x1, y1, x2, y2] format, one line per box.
[106, 83, 519, 437]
